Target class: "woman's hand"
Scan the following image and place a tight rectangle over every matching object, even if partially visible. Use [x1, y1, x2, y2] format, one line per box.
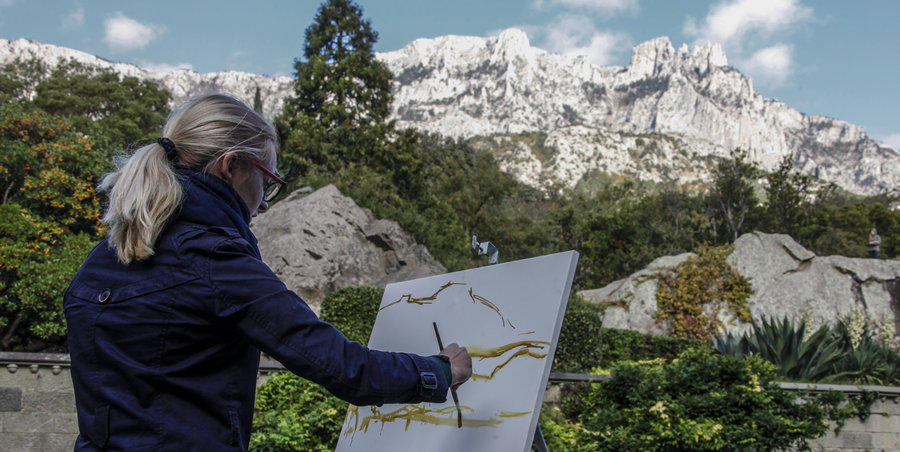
[439, 343, 472, 389]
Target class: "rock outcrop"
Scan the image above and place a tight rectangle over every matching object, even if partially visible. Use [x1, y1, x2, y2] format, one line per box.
[251, 185, 446, 311]
[581, 231, 900, 341]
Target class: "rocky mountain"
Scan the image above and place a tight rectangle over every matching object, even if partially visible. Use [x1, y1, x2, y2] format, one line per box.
[0, 38, 294, 119]
[379, 29, 899, 195]
[3, 32, 897, 196]
[581, 231, 900, 344]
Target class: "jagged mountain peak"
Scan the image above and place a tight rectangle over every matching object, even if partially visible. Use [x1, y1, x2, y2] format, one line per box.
[379, 31, 897, 196]
[628, 36, 676, 79]
[1, 36, 896, 196]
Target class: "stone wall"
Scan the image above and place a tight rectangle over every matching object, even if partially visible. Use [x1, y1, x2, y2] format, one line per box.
[0, 353, 76, 452]
[814, 397, 900, 451]
[778, 382, 900, 452]
[2, 353, 898, 451]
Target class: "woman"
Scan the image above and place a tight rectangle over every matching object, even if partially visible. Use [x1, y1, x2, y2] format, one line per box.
[64, 94, 471, 451]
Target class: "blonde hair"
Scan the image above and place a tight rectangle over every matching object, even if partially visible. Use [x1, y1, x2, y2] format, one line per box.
[101, 93, 278, 264]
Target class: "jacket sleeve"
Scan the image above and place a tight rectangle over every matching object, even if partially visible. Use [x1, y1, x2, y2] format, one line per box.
[205, 235, 449, 406]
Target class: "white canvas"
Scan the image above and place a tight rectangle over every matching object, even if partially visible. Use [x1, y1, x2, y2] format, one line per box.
[335, 251, 579, 452]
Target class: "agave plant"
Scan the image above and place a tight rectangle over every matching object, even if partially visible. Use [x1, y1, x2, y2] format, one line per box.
[713, 316, 843, 382]
[712, 331, 751, 358]
[715, 315, 900, 384]
[828, 321, 900, 385]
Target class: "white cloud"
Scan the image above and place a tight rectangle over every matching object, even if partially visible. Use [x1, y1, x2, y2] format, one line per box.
[103, 12, 162, 53]
[684, 0, 812, 49]
[532, 0, 637, 14]
[684, 0, 813, 89]
[882, 133, 900, 150]
[738, 44, 793, 87]
[61, 6, 84, 29]
[137, 60, 193, 74]
[540, 15, 629, 65]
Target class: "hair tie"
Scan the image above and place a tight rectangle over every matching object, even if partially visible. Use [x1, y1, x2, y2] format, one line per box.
[157, 137, 178, 162]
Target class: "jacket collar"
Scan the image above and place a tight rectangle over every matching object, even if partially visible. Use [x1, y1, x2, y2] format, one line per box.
[174, 165, 257, 248]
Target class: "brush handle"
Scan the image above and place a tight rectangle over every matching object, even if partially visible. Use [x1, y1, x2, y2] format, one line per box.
[433, 322, 463, 428]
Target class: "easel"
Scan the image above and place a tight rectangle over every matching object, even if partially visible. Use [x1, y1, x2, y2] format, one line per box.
[533, 425, 550, 451]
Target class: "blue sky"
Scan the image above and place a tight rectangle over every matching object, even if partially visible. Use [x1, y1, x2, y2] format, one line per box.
[1, 0, 898, 148]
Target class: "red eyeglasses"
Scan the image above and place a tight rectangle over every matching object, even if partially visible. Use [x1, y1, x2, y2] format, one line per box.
[245, 159, 286, 202]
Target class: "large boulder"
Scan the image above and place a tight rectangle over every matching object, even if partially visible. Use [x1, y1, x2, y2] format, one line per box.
[251, 185, 446, 311]
[581, 231, 900, 340]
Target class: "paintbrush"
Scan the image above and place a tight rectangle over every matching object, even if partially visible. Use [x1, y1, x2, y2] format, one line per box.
[432, 321, 463, 428]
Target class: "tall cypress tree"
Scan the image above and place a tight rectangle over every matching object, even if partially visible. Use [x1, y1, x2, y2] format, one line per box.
[277, 0, 397, 181]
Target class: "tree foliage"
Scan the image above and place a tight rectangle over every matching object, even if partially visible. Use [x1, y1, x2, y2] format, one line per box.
[0, 58, 45, 103]
[32, 60, 170, 152]
[707, 149, 760, 242]
[763, 155, 814, 235]
[0, 104, 107, 350]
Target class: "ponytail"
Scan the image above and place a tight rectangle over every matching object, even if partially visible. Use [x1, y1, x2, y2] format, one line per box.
[100, 143, 183, 264]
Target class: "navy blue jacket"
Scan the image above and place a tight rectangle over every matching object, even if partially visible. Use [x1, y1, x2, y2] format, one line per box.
[64, 167, 448, 451]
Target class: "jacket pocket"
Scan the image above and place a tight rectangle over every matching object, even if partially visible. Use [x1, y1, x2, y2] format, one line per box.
[66, 269, 200, 306]
[87, 404, 110, 448]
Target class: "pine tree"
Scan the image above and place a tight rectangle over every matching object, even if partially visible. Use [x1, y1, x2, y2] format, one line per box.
[276, 0, 398, 181]
[253, 86, 263, 114]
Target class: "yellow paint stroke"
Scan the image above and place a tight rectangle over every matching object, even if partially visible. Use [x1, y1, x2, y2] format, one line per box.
[341, 404, 518, 442]
[344, 405, 360, 439]
[467, 340, 550, 381]
[468, 288, 516, 328]
[499, 411, 532, 418]
[379, 281, 465, 312]
[518, 331, 536, 336]
[378, 282, 521, 331]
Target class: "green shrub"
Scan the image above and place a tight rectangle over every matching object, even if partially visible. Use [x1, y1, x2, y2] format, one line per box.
[250, 372, 346, 452]
[535, 407, 593, 452]
[553, 294, 604, 373]
[571, 347, 858, 452]
[555, 311, 698, 420]
[597, 328, 697, 365]
[319, 286, 384, 344]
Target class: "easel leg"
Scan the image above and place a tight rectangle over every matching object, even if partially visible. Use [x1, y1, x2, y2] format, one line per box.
[533, 424, 549, 452]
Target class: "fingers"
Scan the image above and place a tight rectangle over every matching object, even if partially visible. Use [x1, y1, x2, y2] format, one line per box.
[439, 343, 472, 388]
